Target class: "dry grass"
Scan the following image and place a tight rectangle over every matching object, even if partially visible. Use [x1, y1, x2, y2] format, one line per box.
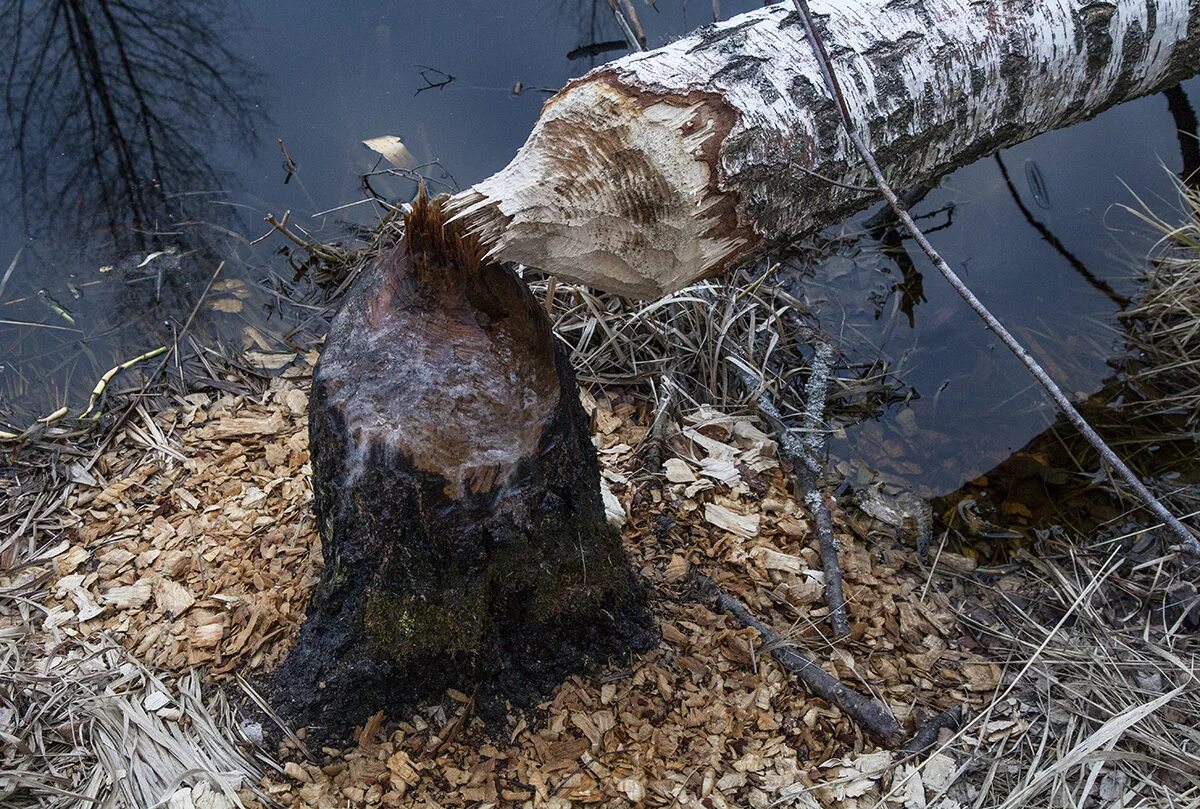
[938, 533, 1200, 808]
[1120, 180, 1200, 426]
[0, 626, 266, 808]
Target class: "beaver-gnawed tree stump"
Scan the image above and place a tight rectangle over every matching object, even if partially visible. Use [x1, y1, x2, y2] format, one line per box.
[269, 195, 653, 742]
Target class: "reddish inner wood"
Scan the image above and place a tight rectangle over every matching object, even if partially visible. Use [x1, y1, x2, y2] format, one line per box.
[321, 196, 561, 499]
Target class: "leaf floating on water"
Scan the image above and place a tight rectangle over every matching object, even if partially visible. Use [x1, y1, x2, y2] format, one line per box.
[362, 135, 416, 168]
[1024, 158, 1052, 210]
[134, 248, 177, 269]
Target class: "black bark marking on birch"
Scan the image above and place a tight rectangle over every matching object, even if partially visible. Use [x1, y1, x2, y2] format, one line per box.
[1080, 3, 1118, 78]
[713, 54, 777, 105]
[687, 17, 759, 55]
[1167, 4, 1200, 78]
[265, 195, 655, 744]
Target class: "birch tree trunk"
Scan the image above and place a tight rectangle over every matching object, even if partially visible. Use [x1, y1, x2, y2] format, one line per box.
[450, 0, 1200, 299]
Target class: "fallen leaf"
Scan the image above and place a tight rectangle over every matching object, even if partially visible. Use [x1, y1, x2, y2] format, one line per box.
[363, 135, 416, 168]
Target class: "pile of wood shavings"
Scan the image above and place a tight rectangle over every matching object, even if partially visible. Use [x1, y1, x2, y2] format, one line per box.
[36, 367, 1004, 809]
[44, 365, 321, 678]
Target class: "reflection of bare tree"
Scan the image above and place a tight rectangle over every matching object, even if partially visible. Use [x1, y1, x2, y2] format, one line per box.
[560, 0, 631, 68]
[1164, 84, 1200, 190]
[1, 0, 263, 251]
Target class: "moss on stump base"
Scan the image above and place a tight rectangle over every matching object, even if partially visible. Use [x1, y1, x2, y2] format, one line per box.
[269, 196, 653, 743]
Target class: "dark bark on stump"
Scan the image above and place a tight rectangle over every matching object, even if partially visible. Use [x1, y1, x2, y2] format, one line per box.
[269, 197, 653, 743]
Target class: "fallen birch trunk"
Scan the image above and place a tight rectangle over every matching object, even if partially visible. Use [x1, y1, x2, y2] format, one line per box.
[450, 0, 1200, 298]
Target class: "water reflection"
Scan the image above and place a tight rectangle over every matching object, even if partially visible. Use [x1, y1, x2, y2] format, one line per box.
[994, 153, 1131, 309]
[818, 80, 1200, 500]
[1164, 84, 1200, 189]
[0, 0, 267, 422]
[1, 0, 263, 250]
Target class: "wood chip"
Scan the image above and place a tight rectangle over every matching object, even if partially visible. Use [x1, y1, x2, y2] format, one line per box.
[751, 547, 804, 574]
[101, 582, 152, 609]
[152, 576, 196, 617]
[664, 458, 697, 483]
[44, 371, 1007, 809]
[196, 411, 287, 440]
[705, 503, 760, 538]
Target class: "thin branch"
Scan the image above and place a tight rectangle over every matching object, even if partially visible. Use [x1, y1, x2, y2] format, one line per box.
[904, 705, 963, 756]
[639, 374, 676, 472]
[414, 64, 455, 96]
[689, 569, 903, 745]
[735, 347, 851, 638]
[789, 0, 1200, 558]
[606, 0, 645, 51]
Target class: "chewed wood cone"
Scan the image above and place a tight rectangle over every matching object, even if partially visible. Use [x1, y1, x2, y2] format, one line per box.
[268, 193, 654, 743]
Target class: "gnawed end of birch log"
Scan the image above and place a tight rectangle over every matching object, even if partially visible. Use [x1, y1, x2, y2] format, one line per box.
[268, 196, 654, 743]
[450, 0, 1200, 298]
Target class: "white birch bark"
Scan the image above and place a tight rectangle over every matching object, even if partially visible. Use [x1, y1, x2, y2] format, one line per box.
[449, 0, 1200, 298]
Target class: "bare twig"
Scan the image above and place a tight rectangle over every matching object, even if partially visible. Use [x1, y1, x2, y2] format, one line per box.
[414, 65, 455, 96]
[607, 0, 646, 51]
[264, 211, 346, 264]
[277, 136, 298, 184]
[0, 247, 22, 301]
[689, 569, 903, 745]
[795, 343, 850, 635]
[617, 0, 648, 49]
[789, 0, 1199, 558]
[640, 375, 676, 472]
[736, 345, 851, 638]
[904, 705, 963, 756]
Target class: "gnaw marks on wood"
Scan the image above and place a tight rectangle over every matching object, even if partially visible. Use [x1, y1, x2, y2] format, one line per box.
[268, 194, 653, 743]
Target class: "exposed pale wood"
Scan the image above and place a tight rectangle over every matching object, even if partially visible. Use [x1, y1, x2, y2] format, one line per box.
[450, 0, 1200, 298]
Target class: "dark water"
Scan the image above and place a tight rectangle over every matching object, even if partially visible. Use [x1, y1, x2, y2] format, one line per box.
[821, 88, 1200, 498]
[1, 0, 1197, 503]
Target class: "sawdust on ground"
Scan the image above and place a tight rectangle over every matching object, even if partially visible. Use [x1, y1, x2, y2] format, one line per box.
[34, 358, 1007, 809]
